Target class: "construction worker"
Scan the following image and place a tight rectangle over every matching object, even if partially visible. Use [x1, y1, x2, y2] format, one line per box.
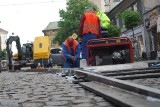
[62, 37, 80, 68]
[93, 7, 110, 38]
[78, 8, 101, 59]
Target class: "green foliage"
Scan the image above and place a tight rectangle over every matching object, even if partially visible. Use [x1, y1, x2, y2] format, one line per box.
[119, 10, 141, 30]
[54, 0, 96, 45]
[119, 10, 141, 57]
[107, 24, 121, 37]
[0, 49, 7, 60]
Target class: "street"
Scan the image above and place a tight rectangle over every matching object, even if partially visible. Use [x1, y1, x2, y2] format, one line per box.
[0, 71, 115, 107]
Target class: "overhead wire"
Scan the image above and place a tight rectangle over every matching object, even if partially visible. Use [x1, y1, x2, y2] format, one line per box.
[0, 0, 65, 7]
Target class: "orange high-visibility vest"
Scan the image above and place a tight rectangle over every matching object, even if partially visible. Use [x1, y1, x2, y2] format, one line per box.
[83, 11, 99, 36]
[65, 40, 78, 55]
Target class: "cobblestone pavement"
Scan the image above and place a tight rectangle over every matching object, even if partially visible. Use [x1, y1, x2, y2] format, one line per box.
[128, 78, 160, 89]
[0, 71, 116, 107]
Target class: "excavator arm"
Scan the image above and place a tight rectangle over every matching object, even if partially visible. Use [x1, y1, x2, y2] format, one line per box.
[6, 36, 22, 70]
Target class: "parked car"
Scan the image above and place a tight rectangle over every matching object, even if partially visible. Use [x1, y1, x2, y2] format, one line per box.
[50, 48, 63, 66]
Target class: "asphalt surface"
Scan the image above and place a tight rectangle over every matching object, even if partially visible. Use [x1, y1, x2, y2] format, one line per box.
[0, 71, 116, 107]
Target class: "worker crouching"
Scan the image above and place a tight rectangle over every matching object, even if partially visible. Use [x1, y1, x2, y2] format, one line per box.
[62, 37, 80, 68]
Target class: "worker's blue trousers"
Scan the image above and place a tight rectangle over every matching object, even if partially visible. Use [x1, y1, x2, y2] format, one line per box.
[82, 33, 97, 59]
[62, 58, 80, 68]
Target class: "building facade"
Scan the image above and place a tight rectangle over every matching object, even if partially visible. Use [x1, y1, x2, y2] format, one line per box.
[42, 21, 60, 48]
[107, 0, 160, 59]
[143, 5, 160, 59]
[89, 0, 122, 12]
[89, 0, 105, 11]
[0, 28, 8, 51]
[104, 0, 123, 12]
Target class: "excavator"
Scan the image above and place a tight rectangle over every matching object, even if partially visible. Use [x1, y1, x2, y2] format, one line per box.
[6, 36, 35, 71]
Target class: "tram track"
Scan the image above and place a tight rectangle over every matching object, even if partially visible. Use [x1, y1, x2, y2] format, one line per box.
[100, 68, 160, 90]
[74, 68, 160, 107]
[101, 68, 160, 80]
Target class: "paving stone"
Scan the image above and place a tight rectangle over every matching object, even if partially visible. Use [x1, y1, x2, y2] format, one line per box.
[0, 72, 116, 107]
[51, 96, 75, 101]
[67, 93, 86, 97]
[22, 102, 44, 107]
[11, 94, 28, 100]
[0, 100, 19, 107]
[45, 101, 68, 106]
[73, 103, 94, 107]
[93, 96, 106, 102]
[0, 105, 7, 107]
[32, 98, 49, 102]
[72, 97, 94, 104]
[96, 102, 114, 106]
[50, 91, 68, 95]
[44, 106, 66, 107]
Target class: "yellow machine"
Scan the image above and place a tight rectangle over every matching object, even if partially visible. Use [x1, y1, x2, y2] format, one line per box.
[33, 36, 52, 67]
[13, 53, 18, 60]
[6, 36, 51, 70]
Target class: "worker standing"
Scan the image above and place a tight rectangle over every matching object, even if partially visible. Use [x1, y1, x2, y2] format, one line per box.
[78, 8, 101, 59]
[93, 7, 110, 38]
[62, 37, 80, 68]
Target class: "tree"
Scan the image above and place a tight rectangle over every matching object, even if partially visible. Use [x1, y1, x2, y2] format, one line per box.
[119, 10, 141, 38]
[119, 10, 141, 58]
[54, 0, 96, 45]
[107, 24, 121, 37]
[0, 49, 7, 60]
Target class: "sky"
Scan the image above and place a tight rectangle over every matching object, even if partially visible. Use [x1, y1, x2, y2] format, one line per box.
[0, 0, 66, 53]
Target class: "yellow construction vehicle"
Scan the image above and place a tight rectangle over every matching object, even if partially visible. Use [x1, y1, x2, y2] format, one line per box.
[6, 36, 34, 70]
[33, 36, 51, 68]
[6, 36, 51, 70]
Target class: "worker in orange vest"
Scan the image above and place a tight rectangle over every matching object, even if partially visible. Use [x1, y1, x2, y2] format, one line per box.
[78, 8, 101, 59]
[62, 37, 80, 68]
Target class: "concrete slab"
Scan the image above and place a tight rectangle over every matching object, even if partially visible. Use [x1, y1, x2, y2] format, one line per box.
[82, 61, 149, 72]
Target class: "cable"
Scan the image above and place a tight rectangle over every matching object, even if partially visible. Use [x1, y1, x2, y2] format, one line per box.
[0, 0, 65, 7]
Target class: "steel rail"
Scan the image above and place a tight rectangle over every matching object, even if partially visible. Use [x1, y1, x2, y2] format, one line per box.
[103, 69, 160, 76]
[100, 67, 159, 74]
[74, 69, 160, 99]
[80, 81, 160, 107]
[116, 73, 160, 80]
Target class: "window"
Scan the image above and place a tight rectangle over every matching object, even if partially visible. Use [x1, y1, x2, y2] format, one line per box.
[51, 40, 56, 46]
[115, 17, 120, 27]
[39, 43, 42, 48]
[133, 3, 137, 11]
[49, 31, 55, 36]
[105, 0, 110, 3]
[113, 0, 120, 2]
[122, 19, 125, 28]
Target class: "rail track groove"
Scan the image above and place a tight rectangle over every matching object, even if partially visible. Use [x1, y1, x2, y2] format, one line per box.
[74, 68, 160, 107]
